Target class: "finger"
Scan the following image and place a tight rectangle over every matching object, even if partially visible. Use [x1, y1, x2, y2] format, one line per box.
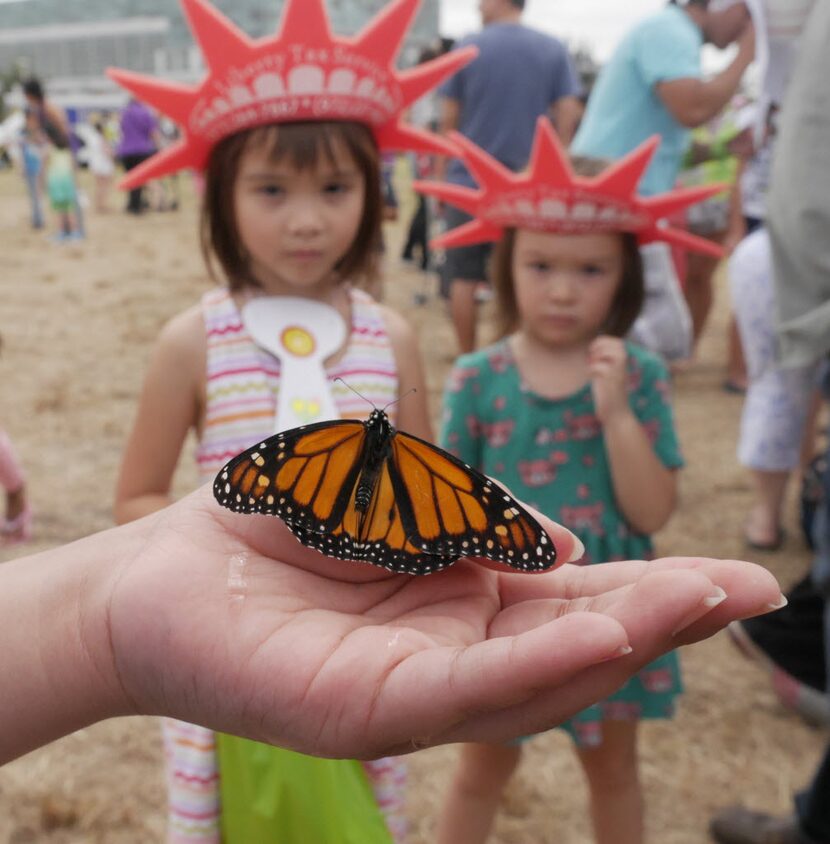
[587, 342, 614, 361]
[433, 568, 723, 745]
[499, 560, 651, 607]
[488, 579, 668, 638]
[370, 611, 631, 755]
[589, 335, 620, 352]
[589, 335, 614, 353]
[435, 652, 640, 747]
[495, 557, 782, 672]
[498, 557, 781, 617]
[496, 568, 720, 639]
[662, 558, 783, 644]
[588, 361, 614, 380]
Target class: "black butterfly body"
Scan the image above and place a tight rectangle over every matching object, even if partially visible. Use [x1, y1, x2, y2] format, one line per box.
[213, 409, 557, 575]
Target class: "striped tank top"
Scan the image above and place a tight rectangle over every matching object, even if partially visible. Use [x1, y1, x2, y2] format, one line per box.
[164, 285, 406, 844]
[195, 285, 399, 480]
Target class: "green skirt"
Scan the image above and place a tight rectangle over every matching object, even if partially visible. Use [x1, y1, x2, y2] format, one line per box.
[216, 734, 394, 843]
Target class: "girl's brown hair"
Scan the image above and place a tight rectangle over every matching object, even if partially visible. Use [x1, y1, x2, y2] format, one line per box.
[200, 121, 383, 291]
[492, 155, 645, 339]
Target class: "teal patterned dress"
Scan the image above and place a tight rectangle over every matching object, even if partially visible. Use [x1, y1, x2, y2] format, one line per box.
[441, 338, 684, 746]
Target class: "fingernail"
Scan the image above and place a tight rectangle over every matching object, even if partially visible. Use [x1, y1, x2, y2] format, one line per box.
[703, 587, 728, 608]
[672, 587, 727, 636]
[600, 644, 633, 662]
[766, 594, 788, 611]
[565, 534, 586, 563]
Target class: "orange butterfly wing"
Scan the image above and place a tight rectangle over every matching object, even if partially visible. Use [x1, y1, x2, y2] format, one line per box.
[214, 420, 366, 536]
[214, 416, 557, 575]
[384, 431, 557, 572]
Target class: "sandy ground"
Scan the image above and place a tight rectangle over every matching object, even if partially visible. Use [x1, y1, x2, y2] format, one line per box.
[0, 166, 824, 844]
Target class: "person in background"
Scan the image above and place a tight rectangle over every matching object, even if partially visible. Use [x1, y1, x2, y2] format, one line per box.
[710, 4, 830, 840]
[81, 120, 116, 214]
[707, 0, 817, 146]
[437, 0, 583, 354]
[709, 0, 817, 553]
[116, 97, 159, 215]
[107, 0, 482, 837]
[19, 113, 45, 230]
[677, 109, 744, 350]
[572, 1, 754, 363]
[22, 77, 84, 240]
[401, 45, 442, 275]
[150, 118, 180, 213]
[417, 121, 734, 844]
[573, 0, 754, 198]
[676, 101, 757, 389]
[727, 228, 817, 551]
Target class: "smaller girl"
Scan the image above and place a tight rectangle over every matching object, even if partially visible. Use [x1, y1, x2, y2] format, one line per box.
[416, 119, 726, 844]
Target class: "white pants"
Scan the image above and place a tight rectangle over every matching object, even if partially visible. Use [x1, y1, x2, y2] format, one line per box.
[628, 243, 693, 362]
[730, 229, 817, 471]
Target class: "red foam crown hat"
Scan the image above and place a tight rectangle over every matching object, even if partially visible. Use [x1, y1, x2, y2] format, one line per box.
[415, 118, 727, 257]
[108, 0, 476, 189]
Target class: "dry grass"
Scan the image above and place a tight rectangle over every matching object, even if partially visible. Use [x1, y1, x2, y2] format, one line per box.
[0, 165, 823, 844]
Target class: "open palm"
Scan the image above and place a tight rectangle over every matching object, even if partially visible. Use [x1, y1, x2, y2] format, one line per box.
[105, 485, 781, 759]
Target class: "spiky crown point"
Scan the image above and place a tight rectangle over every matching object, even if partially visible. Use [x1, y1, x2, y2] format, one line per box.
[415, 117, 728, 257]
[107, 0, 476, 189]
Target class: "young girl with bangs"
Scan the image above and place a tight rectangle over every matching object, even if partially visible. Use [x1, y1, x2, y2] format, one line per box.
[115, 117, 430, 844]
[106, 0, 484, 836]
[431, 154, 687, 844]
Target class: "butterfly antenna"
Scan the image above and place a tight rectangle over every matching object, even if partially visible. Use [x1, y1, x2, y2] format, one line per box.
[334, 377, 376, 409]
[382, 387, 417, 414]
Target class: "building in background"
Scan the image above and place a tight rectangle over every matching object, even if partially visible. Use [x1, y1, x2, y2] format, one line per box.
[0, 0, 440, 111]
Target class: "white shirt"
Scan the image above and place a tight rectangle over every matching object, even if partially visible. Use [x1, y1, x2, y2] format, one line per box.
[709, 0, 816, 136]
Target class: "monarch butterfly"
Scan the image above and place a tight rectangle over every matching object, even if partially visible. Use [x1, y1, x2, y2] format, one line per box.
[213, 409, 557, 575]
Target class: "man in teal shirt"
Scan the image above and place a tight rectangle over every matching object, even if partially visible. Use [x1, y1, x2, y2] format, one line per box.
[573, 0, 755, 195]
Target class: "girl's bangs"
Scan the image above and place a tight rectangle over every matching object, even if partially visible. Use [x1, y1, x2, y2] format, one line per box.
[245, 122, 368, 171]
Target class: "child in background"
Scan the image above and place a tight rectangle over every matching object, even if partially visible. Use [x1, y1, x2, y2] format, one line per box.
[76, 119, 116, 213]
[89, 121, 115, 213]
[39, 119, 79, 241]
[416, 119, 727, 844]
[109, 0, 475, 841]
[19, 114, 45, 230]
[0, 428, 30, 546]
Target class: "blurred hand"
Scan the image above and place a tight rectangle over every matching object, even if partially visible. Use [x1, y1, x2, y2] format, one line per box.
[589, 335, 630, 424]
[99, 485, 782, 758]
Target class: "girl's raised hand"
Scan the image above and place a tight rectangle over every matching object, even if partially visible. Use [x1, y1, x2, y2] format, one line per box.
[2, 484, 782, 764]
[588, 335, 630, 424]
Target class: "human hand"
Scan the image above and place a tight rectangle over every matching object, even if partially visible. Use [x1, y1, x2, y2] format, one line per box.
[102, 486, 780, 757]
[2, 484, 783, 763]
[589, 335, 630, 424]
